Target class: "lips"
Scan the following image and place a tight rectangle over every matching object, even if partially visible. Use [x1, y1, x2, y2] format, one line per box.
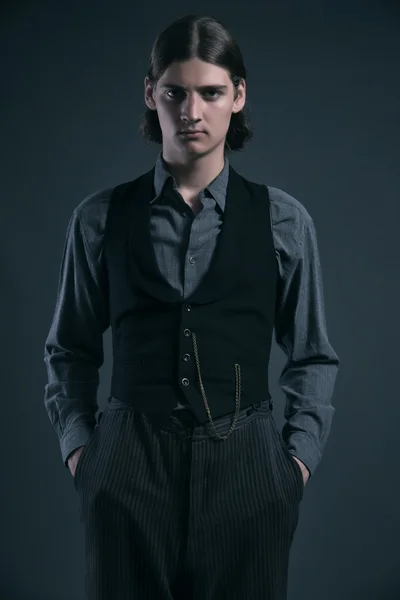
[179, 130, 205, 134]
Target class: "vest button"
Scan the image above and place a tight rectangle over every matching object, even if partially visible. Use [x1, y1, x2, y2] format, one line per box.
[184, 304, 191, 312]
[184, 329, 191, 337]
[181, 378, 190, 386]
[183, 353, 191, 362]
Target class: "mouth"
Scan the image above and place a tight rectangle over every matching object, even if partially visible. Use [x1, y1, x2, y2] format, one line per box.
[179, 130, 205, 136]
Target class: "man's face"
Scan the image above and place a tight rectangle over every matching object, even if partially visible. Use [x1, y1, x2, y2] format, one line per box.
[144, 58, 246, 159]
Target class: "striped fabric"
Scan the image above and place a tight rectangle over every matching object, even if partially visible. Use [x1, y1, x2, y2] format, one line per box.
[74, 398, 304, 600]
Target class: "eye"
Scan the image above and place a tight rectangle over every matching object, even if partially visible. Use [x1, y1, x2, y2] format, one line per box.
[165, 89, 182, 99]
[203, 90, 223, 99]
[165, 89, 223, 100]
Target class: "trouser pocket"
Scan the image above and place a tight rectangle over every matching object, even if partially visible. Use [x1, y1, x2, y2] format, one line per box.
[265, 412, 305, 501]
[73, 424, 100, 491]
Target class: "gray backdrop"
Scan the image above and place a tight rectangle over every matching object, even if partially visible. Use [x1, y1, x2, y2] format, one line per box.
[1, 1, 399, 598]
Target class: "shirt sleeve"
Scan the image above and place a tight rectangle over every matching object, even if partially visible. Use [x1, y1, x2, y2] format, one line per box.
[44, 200, 110, 467]
[272, 191, 340, 477]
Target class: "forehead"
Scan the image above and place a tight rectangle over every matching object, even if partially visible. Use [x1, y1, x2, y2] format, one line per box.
[157, 58, 232, 88]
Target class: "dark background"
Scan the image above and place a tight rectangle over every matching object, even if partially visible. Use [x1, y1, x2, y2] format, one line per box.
[1, 1, 399, 598]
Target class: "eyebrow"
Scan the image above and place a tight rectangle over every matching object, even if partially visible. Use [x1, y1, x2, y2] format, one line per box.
[160, 83, 228, 91]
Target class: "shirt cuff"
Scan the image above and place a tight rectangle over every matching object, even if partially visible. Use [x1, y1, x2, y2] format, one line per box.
[286, 432, 322, 477]
[61, 422, 96, 467]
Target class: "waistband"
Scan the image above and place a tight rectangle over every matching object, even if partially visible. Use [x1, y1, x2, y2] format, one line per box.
[104, 396, 273, 440]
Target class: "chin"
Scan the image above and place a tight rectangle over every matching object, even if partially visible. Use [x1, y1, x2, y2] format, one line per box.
[179, 142, 210, 157]
[187, 147, 215, 160]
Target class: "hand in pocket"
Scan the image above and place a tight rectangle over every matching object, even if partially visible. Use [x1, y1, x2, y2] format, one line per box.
[68, 446, 85, 477]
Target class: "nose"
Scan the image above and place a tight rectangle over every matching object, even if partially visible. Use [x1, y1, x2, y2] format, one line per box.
[180, 92, 201, 124]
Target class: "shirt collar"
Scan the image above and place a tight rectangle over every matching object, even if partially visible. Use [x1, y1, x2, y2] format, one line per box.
[151, 151, 229, 212]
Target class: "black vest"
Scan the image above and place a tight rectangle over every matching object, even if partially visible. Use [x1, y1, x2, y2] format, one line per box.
[103, 165, 278, 424]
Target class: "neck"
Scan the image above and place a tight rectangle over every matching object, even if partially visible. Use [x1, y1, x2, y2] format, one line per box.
[161, 146, 226, 192]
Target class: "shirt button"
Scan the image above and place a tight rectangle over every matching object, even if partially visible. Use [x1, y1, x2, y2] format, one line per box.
[184, 329, 191, 337]
[189, 256, 195, 264]
[183, 354, 191, 362]
[181, 378, 190, 386]
[184, 304, 191, 312]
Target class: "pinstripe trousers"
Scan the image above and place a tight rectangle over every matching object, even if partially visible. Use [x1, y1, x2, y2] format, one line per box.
[74, 396, 304, 600]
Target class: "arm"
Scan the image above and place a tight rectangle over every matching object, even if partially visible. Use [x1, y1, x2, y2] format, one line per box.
[274, 202, 340, 478]
[44, 200, 109, 467]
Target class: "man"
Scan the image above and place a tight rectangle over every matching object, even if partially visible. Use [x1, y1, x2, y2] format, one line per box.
[44, 14, 339, 600]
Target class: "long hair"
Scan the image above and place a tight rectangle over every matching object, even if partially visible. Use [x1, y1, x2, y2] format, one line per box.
[140, 15, 253, 152]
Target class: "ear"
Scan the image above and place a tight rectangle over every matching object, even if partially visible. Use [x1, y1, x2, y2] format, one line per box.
[144, 76, 157, 110]
[232, 79, 246, 114]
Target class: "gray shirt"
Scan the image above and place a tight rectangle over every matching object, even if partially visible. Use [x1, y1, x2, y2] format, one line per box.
[44, 152, 339, 476]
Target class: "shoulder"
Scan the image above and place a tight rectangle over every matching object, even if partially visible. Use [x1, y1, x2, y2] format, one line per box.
[238, 169, 313, 234]
[72, 183, 128, 250]
[266, 186, 318, 262]
[74, 186, 114, 224]
[267, 186, 313, 234]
